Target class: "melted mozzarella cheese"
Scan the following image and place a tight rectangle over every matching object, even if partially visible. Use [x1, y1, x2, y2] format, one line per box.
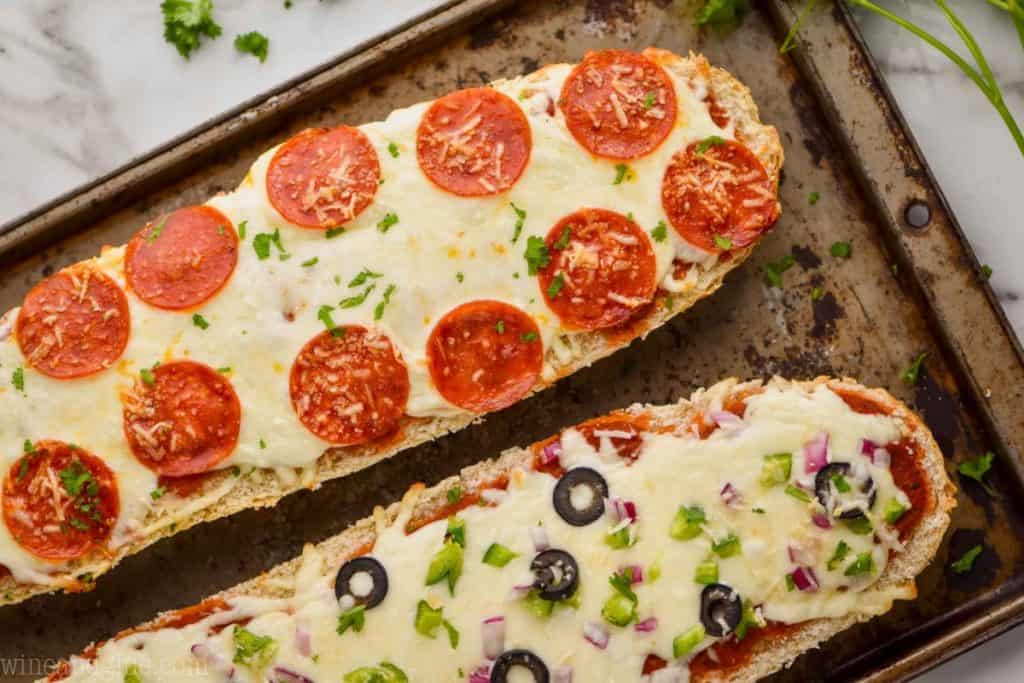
[0, 55, 732, 579]
[61, 386, 916, 682]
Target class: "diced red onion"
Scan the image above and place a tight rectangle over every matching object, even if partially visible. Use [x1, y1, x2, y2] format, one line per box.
[872, 448, 891, 468]
[811, 512, 832, 529]
[710, 410, 742, 428]
[552, 666, 574, 683]
[634, 617, 659, 633]
[468, 665, 491, 683]
[294, 620, 312, 657]
[540, 440, 563, 465]
[268, 667, 314, 683]
[583, 621, 610, 650]
[481, 616, 506, 659]
[608, 497, 638, 524]
[531, 526, 550, 552]
[791, 566, 820, 592]
[858, 438, 878, 456]
[720, 482, 743, 507]
[803, 432, 829, 474]
[190, 643, 239, 682]
[508, 580, 533, 601]
[619, 564, 643, 584]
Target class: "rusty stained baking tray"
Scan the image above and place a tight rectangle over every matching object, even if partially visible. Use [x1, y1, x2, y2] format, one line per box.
[0, 0, 1022, 681]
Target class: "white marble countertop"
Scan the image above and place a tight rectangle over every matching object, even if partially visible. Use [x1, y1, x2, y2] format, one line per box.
[0, 0, 1022, 680]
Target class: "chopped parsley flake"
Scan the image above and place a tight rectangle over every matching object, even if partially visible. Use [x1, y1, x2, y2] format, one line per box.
[302, 257, 319, 267]
[387, 142, 400, 158]
[808, 191, 821, 205]
[830, 241, 852, 259]
[253, 228, 288, 261]
[146, 219, 167, 243]
[524, 236, 550, 275]
[981, 264, 993, 280]
[326, 227, 345, 239]
[238, 220, 248, 239]
[546, 273, 565, 299]
[59, 461, 96, 498]
[695, 0, 747, 29]
[140, 367, 156, 386]
[951, 544, 983, 574]
[713, 234, 733, 250]
[23, 440, 34, 454]
[613, 163, 630, 185]
[958, 451, 995, 495]
[374, 284, 396, 321]
[763, 254, 795, 288]
[643, 91, 656, 109]
[162, 0, 223, 60]
[651, 221, 668, 243]
[520, 331, 538, 342]
[192, 313, 210, 330]
[901, 352, 927, 385]
[695, 135, 726, 155]
[348, 268, 382, 287]
[340, 285, 376, 309]
[259, 438, 267, 450]
[124, 663, 143, 683]
[377, 213, 399, 233]
[317, 305, 345, 337]
[553, 227, 571, 250]
[217, 366, 232, 374]
[12, 366, 24, 393]
[455, 271, 464, 283]
[811, 285, 825, 301]
[510, 203, 526, 243]
[495, 320, 506, 334]
[151, 486, 167, 500]
[447, 486, 462, 504]
[234, 31, 269, 62]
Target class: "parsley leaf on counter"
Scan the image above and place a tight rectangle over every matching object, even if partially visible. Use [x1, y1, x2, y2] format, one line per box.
[808, 191, 821, 205]
[763, 254, 795, 288]
[981, 264, 993, 280]
[958, 451, 996, 495]
[951, 544, 983, 574]
[695, 0, 748, 29]
[161, 0, 222, 59]
[234, 31, 269, 63]
[901, 352, 927, 385]
[830, 241, 852, 259]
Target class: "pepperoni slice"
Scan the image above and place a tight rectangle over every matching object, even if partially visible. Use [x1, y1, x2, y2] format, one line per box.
[3, 441, 118, 561]
[559, 50, 677, 159]
[661, 138, 779, 253]
[266, 126, 381, 229]
[16, 265, 130, 379]
[122, 360, 241, 477]
[537, 208, 657, 330]
[290, 327, 410, 445]
[125, 205, 238, 310]
[427, 300, 543, 413]
[416, 88, 531, 196]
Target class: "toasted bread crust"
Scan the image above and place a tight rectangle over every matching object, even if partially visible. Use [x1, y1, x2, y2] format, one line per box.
[3, 50, 784, 606]
[46, 376, 952, 682]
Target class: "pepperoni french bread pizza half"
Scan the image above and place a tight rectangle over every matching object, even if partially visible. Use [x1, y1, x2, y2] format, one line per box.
[0, 48, 783, 605]
[47, 377, 953, 683]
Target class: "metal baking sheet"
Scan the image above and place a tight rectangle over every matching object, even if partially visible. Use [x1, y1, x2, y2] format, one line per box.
[2, 1, 1023, 681]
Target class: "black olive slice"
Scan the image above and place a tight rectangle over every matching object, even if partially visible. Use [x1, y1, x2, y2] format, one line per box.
[490, 649, 550, 683]
[552, 467, 608, 526]
[700, 583, 743, 637]
[530, 549, 579, 601]
[814, 462, 877, 520]
[334, 556, 388, 609]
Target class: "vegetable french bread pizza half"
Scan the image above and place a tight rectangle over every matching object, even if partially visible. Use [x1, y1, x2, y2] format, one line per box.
[46, 377, 954, 683]
[0, 48, 783, 604]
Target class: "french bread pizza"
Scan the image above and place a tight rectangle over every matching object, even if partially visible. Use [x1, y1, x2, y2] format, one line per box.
[0, 48, 783, 604]
[46, 377, 953, 682]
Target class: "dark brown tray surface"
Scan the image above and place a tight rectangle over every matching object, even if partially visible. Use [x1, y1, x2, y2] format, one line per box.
[1, 1, 1022, 681]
